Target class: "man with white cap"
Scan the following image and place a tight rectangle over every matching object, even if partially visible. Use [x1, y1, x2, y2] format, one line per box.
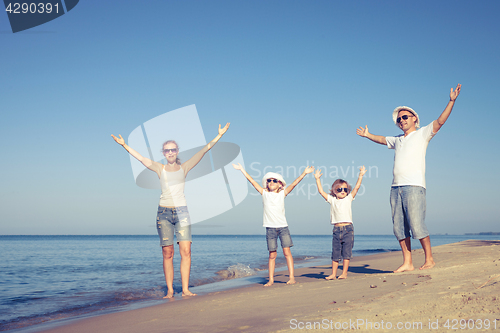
[356, 84, 461, 272]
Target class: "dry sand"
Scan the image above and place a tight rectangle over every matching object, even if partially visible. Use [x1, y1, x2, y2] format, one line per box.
[36, 240, 500, 333]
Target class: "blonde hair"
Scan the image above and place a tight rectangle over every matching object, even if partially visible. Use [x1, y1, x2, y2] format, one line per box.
[161, 140, 181, 165]
[330, 179, 351, 198]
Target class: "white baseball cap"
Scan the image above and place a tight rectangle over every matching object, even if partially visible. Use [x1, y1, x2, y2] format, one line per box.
[262, 172, 286, 188]
[393, 106, 420, 129]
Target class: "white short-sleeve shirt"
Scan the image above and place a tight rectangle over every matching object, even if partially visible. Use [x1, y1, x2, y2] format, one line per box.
[386, 122, 436, 188]
[327, 193, 354, 224]
[262, 190, 288, 228]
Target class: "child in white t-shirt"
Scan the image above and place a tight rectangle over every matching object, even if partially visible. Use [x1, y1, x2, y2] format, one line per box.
[233, 163, 314, 286]
[314, 166, 366, 279]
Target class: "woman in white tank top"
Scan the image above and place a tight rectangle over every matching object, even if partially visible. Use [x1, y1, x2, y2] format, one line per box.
[112, 123, 230, 298]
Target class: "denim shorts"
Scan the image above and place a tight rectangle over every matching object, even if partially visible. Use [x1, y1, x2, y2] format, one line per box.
[156, 206, 192, 247]
[266, 227, 293, 252]
[390, 186, 429, 240]
[331, 223, 354, 261]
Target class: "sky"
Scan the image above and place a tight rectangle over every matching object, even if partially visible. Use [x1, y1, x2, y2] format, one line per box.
[1, 0, 499, 236]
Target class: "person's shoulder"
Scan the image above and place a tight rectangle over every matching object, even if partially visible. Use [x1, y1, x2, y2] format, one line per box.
[417, 122, 435, 137]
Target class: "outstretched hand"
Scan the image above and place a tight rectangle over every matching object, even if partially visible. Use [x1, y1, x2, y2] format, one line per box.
[219, 123, 230, 136]
[356, 125, 370, 138]
[111, 134, 125, 146]
[450, 84, 461, 101]
[359, 165, 367, 177]
[232, 163, 243, 170]
[304, 166, 315, 174]
[314, 169, 323, 179]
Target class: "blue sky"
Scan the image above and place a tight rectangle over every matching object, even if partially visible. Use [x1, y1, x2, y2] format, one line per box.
[1, 0, 499, 236]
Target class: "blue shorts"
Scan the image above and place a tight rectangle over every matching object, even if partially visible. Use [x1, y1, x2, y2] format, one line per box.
[390, 186, 429, 240]
[266, 227, 293, 252]
[331, 223, 354, 261]
[156, 206, 192, 247]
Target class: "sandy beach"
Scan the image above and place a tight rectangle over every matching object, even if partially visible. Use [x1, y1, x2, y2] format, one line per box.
[33, 240, 499, 333]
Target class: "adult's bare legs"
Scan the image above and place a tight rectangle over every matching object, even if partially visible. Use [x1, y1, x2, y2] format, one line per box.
[161, 245, 175, 298]
[283, 247, 296, 285]
[265, 251, 277, 286]
[419, 236, 435, 270]
[178, 241, 196, 296]
[394, 237, 414, 273]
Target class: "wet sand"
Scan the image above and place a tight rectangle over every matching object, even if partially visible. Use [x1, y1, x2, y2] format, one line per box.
[36, 240, 500, 333]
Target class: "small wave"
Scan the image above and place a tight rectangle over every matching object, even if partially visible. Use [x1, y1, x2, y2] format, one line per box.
[215, 263, 256, 280]
[354, 248, 399, 254]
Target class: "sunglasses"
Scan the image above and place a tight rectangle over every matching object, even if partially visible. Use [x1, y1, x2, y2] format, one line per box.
[267, 179, 279, 183]
[163, 148, 178, 154]
[336, 187, 349, 193]
[396, 114, 413, 123]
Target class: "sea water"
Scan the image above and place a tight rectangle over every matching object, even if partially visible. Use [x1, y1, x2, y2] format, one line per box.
[0, 234, 498, 331]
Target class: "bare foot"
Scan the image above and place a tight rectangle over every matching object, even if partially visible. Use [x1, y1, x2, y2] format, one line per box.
[182, 290, 197, 297]
[286, 279, 297, 285]
[338, 274, 347, 279]
[325, 275, 337, 280]
[163, 291, 174, 299]
[264, 280, 274, 287]
[393, 263, 415, 273]
[419, 260, 435, 270]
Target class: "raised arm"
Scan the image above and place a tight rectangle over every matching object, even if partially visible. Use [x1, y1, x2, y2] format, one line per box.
[433, 84, 461, 133]
[350, 166, 367, 199]
[111, 134, 163, 177]
[232, 163, 263, 194]
[284, 166, 314, 196]
[314, 169, 328, 201]
[182, 123, 230, 175]
[356, 125, 387, 145]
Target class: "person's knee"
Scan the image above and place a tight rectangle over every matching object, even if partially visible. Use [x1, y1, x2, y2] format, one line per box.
[282, 247, 292, 258]
[162, 245, 174, 260]
[178, 242, 192, 257]
[269, 251, 277, 259]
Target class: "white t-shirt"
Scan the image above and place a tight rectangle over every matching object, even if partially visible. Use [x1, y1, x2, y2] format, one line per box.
[262, 190, 288, 228]
[327, 193, 354, 224]
[386, 122, 436, 188]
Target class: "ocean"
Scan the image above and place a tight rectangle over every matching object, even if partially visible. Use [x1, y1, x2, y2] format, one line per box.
[1, 234, 498, 332]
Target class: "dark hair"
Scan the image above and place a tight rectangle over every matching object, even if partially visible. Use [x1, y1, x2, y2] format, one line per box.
[161, 140, 181, 165]
[330, 179, 351, 197]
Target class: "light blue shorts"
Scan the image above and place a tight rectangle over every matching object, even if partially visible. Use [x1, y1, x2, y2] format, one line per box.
[390, 186, 429, 240]
[266, 227, 293, 252]
[156, 206, 192, 247]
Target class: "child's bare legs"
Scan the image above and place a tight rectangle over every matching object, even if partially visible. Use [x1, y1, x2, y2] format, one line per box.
[338, 259, 349, 279]
[265, 251, 277, 286]
[325, 260, 339, 280]
[283, 247, 296, 285]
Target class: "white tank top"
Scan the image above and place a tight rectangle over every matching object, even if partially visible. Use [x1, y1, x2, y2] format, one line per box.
[159, 166, 187, 207]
